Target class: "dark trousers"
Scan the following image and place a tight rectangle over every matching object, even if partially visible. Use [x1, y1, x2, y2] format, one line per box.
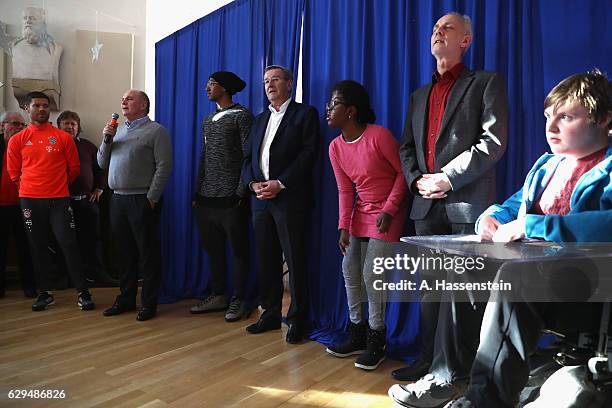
[110, 194, 161, 309]
[0, 205, 36, 294]
[193, 201, 249, 298]
[71, 198, 106, 280]
[466, 260, 604, 407]
[413, 199, 475, 364]
[429, 265, 489, 383]
[253, 205, 309, 324]
[20, 198, 86, 293]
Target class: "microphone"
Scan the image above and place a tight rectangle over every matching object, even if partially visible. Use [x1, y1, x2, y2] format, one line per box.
[109, 112, 119, 127]
[104, 113, 120, 143]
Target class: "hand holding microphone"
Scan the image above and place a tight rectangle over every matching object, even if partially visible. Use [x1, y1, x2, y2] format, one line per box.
[103, 113, 119, 143]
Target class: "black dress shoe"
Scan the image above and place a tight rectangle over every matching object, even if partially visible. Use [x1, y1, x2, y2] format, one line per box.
[246, 317, 281, 334]
[103, 302, 136, 317]
[391, 359, 431, 381]
[286, 322, 303, 344]
[136, 308, 156, 321]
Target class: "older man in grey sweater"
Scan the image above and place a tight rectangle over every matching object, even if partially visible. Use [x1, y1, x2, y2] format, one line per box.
[97, 89, 172, 321]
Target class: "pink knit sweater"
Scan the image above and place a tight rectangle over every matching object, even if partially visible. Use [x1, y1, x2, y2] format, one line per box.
[329, 124, 408, 242]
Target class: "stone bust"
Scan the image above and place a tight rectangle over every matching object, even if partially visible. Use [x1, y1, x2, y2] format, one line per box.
[11, 7, 63, 110]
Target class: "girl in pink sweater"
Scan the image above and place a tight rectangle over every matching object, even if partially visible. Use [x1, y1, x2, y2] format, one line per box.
[325, 80, 408, 370]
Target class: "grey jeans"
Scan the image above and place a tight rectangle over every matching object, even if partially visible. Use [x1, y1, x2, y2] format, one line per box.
[342, 235, 393, 330]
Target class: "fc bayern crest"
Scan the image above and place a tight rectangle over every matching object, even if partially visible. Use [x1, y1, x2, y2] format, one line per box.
[49, 137, 57, 145]
[23, 209, 32, 219]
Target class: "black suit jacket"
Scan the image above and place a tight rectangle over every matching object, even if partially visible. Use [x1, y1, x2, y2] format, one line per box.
[400, 69, 509, 223]
[242, 100, 320, 211]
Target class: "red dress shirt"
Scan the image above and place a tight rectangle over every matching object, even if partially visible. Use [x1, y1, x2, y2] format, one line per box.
[425, 63, 465, 173]
[532, 147, 607, 215]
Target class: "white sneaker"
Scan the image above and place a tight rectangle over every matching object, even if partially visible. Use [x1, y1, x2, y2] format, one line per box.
[224, 296, 244, 322]
[387, 374, 465, 408]
[190, 294, 226, 314]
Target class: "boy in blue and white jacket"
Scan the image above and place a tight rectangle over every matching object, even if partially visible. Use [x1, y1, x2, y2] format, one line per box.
[461, 71, 611, 407]
[476, 72, 612, 244]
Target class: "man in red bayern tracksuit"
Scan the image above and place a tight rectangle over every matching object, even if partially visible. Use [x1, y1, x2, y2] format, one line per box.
[6, 91, 95, 311]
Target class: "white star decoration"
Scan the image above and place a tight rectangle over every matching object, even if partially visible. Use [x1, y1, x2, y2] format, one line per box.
[0, 21, 13, 56]
[91, 37, 103, 62]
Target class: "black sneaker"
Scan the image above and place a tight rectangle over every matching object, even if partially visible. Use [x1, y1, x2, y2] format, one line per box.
[32, 292, 55, 311]
[355, 345, 386, 370]
[77, 290, 95, 310]
[326, 321, 367, 357]
[354, 326, 386, 370]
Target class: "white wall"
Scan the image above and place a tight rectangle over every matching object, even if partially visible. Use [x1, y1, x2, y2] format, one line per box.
[0, 0, 146, 143]
[145, 0, 234, 117]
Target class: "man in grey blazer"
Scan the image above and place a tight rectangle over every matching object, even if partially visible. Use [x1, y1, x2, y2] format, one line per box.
[390, 11, 508, 406]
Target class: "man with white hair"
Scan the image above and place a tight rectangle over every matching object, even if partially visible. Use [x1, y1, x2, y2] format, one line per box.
[242, 65, 320, 343]
[98, 89, 172, 322]
[390, 11, 508, 407]
[11, 7, 63, 110]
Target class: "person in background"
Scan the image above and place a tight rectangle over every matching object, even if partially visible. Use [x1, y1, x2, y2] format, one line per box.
[57, 110, 117, 288]
[0, 111, 36, 298]
[325, 80, 408, 370]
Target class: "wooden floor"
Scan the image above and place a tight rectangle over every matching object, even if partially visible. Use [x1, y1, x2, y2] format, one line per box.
[0, 288, 405, 407]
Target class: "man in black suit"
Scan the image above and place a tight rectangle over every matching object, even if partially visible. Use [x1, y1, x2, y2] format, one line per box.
[391, 10, 508, 398]
[242, 65, 320, 343]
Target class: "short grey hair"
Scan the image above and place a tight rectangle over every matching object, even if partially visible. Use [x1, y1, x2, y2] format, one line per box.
[264, 65, 293, 82]
[0, 111, 25, 123]
[446, 12, 472, 37]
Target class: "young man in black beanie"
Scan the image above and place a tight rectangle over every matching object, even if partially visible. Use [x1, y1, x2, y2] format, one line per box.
[190, 71, 253, 322]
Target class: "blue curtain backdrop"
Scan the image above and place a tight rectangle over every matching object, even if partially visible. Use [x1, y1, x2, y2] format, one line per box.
[264, 0, 305, 90]
[155, 0, 611, 360]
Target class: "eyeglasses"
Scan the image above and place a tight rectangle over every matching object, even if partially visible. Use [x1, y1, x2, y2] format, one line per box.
[5, 121, 26, 127]
[325, 100, 347, 112]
